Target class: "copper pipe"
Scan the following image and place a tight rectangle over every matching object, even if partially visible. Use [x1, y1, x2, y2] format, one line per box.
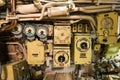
[0, 0, 17, 32]
[0, 20, 17, 31]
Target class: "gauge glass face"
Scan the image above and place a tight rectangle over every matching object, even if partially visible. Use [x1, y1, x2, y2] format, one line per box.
[25, 25, 35, 36]
[37, 28, 47, 36]
[101, 17, 113, 29]
[12, 24, 22, 34]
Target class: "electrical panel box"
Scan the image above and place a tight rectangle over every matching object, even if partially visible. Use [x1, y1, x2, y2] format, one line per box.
[72, 33, 92, 64]
[53, 46, 70, 67]
[97, 12, 118, 44]
[54, 25, 71, 44]
[26, 39, 45, 65]
[1, 60, 30, 80]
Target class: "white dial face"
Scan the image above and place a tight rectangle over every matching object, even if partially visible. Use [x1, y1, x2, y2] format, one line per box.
[37, 28, 47, 36]
[12, 24, 22, 34]
[101, 17, 113, 29]
[25, 26, 35, 35]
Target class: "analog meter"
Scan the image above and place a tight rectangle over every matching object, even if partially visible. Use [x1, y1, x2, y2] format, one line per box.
[24, 24, 36, 37]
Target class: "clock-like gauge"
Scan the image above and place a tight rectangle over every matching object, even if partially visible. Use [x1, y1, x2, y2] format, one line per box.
[23, 24, 36, 37]
[12, 24, 23, 35]
[101, 17, 114, 29]
[36, 25, 48, 41]
[36, 25, 48, 38]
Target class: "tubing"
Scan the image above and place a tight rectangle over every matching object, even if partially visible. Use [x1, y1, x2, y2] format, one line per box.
[33, 0, 73, 20]
[6, 42, 27, 60]
[16, 4, 39, 14]
[0, 0, 17, 32]
[17, 15, 96, 32]
[0, 20, 17, 31]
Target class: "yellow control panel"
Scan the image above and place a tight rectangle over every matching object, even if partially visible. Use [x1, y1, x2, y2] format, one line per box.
[26, 39, 45, 65]
[72, 33, 92, 64]
[53, 46, 70, 67]
[97, 12, 118, 44]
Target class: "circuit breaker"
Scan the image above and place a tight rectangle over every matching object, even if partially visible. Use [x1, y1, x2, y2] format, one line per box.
[26, 39, 45, 65]
[1, 60, 30, 80]
[53, 46, 70, 67]
[72, 33, 92, 64]
[97, 12, 118, 44]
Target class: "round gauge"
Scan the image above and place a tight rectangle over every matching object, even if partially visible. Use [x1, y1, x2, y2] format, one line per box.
[76, 38, 90, 52]
[36, 26, 48, 39]
[12, 24, 23, 35]
[24, 24, 36, 37]
[101, 17, 114, 29]
[54, 51, 69, 64]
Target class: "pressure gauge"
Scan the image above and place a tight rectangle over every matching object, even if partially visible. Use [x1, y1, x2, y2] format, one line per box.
[36, 25, 48, 41]
[24, 24, 36, 37]
[12, 24, 23, 35]
[101, 17, 114, 29]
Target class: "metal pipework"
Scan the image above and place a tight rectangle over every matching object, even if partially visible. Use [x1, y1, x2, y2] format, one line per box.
[73, 0, 117, 4]
[6, 42, 27, 60]
[74, 5, 115, 13]
[16, 4, 39, 14]
[0, 20, 17, 31]
[15, 4, 115, 17]
[0, 0, 17, 32]
[16, 15, 96, 32]
[33, 1, 74, 20]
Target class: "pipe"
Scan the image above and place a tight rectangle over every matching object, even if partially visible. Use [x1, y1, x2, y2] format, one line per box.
[0, 20, 17, 31]
[18, 15, 96, 31]
[79, 5, 113, 10]
[79, 8, 113, 13]
[18, 15, 95, 25]
[37, 1, 73, 20]
[16, 4, 39, 14]
[0, 0, 17, 32]
[16, 5, 113, 18]
[6, 42, 27, 60]
[73, 0, 117, 4]
[74, 5, 114, 13]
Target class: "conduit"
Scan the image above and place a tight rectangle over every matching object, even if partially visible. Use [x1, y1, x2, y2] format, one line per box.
[6, 42, 27, 60]
[33, 0, 74, 20]
[18, 15, 96, 33]
[0, 0, 17, 32]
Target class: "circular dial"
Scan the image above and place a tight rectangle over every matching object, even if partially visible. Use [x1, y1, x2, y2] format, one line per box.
[76, 38, 90, 52]
[36, 26, 48, 39]
[101, 17, 114, 29]
[12, 24, 23, 35]
[54, 51, 69, 64]
[24, 24, 36, 37]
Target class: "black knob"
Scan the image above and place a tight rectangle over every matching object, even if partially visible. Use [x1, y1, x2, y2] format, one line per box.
[28, 29, 32, 33]
[58, 55, 65, 63]
[80, 42, 88, 49]
[103, 38, 107, 42]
